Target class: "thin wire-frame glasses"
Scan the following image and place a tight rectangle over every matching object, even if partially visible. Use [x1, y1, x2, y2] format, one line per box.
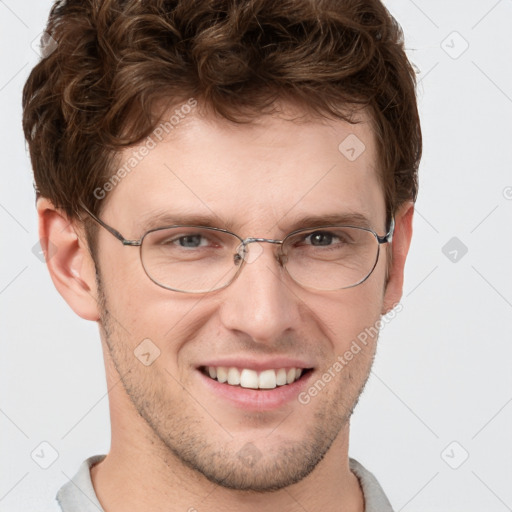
[79, 203, 395, 294]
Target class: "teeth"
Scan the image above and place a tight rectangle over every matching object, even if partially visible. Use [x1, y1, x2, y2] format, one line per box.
[240, 369, 259, 389]
[216, 366, 228, 383]
[227, 367, 241, 385]
[204, 366, 306, 389]
[259, 369, 277, 389]
[276, 368, 287, 386]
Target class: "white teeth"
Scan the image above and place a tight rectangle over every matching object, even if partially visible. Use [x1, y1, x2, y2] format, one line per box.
[227, 367, 241, 385]
[216, 366, 228, 383]
[276, 368, 287, 386]
[205, 366, 306, 389]
[240, 369, 259, 389]
[259, 369, 277, 389]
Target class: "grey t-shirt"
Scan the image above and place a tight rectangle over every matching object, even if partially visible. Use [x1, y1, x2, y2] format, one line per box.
[56, 454, 394, 512]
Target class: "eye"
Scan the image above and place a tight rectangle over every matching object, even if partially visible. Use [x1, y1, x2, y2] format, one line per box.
[171, 234, 209, 248]
[304, 231, 342, 247]
[153, 230, 218, 249]
[145, 227, 235, 256]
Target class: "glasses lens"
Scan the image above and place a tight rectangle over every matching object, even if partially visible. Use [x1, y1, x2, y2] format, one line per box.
[141, 227, 241, 293]
[283, 226, 380, 290]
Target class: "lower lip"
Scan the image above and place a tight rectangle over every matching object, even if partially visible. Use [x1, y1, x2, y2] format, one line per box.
[197, 370, 313, 411]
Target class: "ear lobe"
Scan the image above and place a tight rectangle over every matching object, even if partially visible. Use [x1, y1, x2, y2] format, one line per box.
[36, 197, 100, 322]
[382, 202, 414, 315]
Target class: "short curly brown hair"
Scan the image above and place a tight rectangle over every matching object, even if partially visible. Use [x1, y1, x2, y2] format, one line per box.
[23, 0, 421, 235]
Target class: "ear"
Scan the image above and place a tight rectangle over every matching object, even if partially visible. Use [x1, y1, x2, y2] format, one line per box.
[36, 197, 100, 321]
[382, 201, 414, 315]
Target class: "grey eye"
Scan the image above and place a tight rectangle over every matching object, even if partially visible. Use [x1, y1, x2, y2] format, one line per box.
[307, 231, 336, 246]
[177, 234, 204, 248]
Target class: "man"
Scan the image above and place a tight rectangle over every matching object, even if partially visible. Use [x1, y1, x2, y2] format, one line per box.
[23, 0, 421, 510]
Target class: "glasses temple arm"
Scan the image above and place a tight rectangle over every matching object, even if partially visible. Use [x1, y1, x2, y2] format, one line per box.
[76, 201, 128, 244]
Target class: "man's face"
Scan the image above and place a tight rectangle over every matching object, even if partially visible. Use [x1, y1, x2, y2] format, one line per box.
[92, 104, 391, 491]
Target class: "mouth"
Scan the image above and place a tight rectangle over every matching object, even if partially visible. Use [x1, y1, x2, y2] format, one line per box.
[199, 365, 313, 390]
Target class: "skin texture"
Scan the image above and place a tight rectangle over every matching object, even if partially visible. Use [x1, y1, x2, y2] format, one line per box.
[38, 102, 414, 512]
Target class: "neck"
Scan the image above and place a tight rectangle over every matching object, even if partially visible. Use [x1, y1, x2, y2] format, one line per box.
[91, 416, 364, 512]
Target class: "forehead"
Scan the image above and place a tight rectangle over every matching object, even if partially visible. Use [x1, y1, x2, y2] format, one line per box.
[106, 103, 386, 234]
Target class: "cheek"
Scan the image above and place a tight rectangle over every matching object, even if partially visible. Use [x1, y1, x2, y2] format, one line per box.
[104, 281, 218, 370]
[313, 280, 384, 353]
[97, 256, 166, 345]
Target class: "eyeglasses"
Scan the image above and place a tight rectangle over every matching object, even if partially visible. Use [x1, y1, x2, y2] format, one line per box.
[79, 203, 394, 294]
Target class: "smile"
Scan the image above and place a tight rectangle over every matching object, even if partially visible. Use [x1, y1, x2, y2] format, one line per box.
[200, 366, 312, 390]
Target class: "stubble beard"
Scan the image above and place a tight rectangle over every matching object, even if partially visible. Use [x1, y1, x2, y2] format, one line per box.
[96, 275, 377, 492]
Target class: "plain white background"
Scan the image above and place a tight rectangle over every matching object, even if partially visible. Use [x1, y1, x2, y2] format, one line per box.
[1, 1, 511, 511]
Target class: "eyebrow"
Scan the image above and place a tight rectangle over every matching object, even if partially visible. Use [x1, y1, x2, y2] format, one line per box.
[138, 210, 228, 233]
[283, 212, 373, 230]
[137, 210, 374, 235]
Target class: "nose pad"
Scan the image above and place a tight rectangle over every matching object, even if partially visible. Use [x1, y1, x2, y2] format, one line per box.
[235, 241, 265, 264]
[233, 246, 245, 267]
[244, 242, 264, 264]
[277, 251, 288, 267]
[235, 241, 287, 267]
[233, 240, 288, 274]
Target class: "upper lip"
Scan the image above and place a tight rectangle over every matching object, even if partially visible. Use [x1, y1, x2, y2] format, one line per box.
[197, 357, 315, 372]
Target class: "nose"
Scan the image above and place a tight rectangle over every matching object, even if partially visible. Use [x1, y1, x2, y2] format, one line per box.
[218, 241, 302, 345]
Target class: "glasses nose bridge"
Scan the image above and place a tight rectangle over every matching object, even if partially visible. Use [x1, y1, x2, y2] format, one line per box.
[242, 236, 283, 246]
[238, 237, 286, 265]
